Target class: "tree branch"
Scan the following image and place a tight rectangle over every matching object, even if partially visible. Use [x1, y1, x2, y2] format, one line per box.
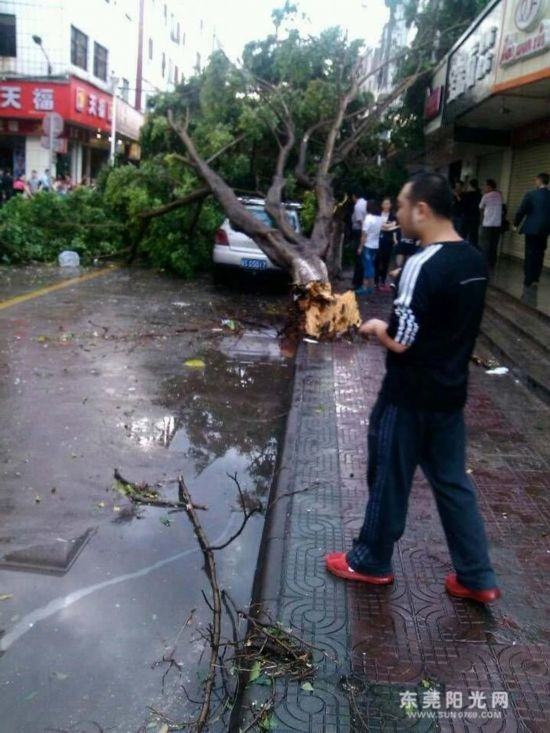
[332, 69, 425, 167]
[178, 475, 222, 732]
[167, 108, 308, 274]
[138, 187, 211, 222]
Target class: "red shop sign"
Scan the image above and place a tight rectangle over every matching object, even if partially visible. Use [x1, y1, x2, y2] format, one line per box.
[0, 76, 113, 133]
[424, 86, 444, 121]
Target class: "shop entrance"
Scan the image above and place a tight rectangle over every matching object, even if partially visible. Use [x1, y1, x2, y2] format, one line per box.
[0, 135, 25, 175]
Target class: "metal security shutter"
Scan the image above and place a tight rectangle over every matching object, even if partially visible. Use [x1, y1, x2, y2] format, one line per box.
[507, 142, 550, 262]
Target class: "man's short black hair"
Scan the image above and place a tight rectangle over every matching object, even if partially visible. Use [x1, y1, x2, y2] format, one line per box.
[486, 179, 497, 190]
[407, 172, 453, 219]
[470, 178, 479, 188]
[537, 172, 549, 185]
[366, 198, 380, 215]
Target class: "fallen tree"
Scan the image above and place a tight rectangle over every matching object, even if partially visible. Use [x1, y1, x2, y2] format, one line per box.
[129, 7, 467, 337]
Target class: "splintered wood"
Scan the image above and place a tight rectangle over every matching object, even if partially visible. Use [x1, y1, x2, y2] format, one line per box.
[295, 282, 361, 340]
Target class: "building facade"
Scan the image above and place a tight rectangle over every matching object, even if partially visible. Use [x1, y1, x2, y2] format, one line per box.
[422, 0, 550, 267]
[0, 0, 216, 181]
[364, 0, 408, 100]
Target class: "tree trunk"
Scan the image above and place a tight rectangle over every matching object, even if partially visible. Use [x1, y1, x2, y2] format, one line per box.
[166, 111, 360, 339]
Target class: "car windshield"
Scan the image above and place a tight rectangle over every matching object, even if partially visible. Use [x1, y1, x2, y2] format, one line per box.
[248, 206, 299, 231]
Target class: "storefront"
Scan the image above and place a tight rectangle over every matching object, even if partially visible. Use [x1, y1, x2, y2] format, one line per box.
[0, 75, 142, 182]
[423, 0, 550, 266]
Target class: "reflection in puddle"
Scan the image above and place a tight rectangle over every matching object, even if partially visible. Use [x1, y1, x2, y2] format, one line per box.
[118, 414, 177, 448]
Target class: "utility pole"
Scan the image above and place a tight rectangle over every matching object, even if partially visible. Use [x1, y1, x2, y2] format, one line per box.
[110, 73, 119, 166]
[135, 0, 145, 110]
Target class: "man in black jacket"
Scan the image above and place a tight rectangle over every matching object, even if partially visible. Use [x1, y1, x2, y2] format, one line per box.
[514, 172, 550, 287]
[325, 172, 500, 604]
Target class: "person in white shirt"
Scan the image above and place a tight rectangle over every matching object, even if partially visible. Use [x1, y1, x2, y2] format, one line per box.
[356, 199, 382, 296]
[351, 191, 367, 288]
[38, 168, 52, 192]
[28, 170, 40, 194]
[352, 193, 367, 232]
[479, 179, 503, 270]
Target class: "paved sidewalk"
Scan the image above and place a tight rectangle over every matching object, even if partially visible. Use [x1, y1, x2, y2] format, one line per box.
[243, 294, 550, 732]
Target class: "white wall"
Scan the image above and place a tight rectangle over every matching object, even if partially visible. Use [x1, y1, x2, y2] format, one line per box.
[0, 0, 67, 77]
[0, 0, 215, 113]
[0, 0, 138, 92]
[141, 0, 216, 106]
[25, 136, 54, 177]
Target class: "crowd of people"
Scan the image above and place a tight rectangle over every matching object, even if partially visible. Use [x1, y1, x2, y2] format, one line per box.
[0, 168, 94, 204]
[348, 171, 549, 295]
[349, 191, 419, 297]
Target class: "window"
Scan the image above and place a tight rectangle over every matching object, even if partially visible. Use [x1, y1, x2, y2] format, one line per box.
[93, 42, 108, 81]
[71, 25, 88, 70]
[161, 52, 166, 77]
[170, 13, 180, 43]
[121, 78, 130, 102]
[148, 37, 153, 60]
[0, 14, 16, 57]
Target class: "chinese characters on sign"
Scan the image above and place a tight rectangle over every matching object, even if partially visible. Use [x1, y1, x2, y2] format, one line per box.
[0, 80, 114, 135]
[75, 87, 112, 121]
[447, 25, 498, 103]
[0, 85, 57, 112]
[0, 86, 22, 110]
[444, 1, 504, 123]
[33, 88, 54, 111]
[500, 20, 550, 66]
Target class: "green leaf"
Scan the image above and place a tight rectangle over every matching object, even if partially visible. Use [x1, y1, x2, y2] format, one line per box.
[249, 660, 262, 682]
[184, 358, 206, 369]
[301, 681, 314, 692]
[254, 674, 271, 687]
[259, 713, 277, 731]
[159, 516, 171, 527]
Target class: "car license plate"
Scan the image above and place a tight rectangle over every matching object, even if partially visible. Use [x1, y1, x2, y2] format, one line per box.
[241, 258, 267, 270]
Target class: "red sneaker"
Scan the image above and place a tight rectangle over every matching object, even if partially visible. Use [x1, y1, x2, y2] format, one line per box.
[445, 573, 501, 604]
[325, 552, 394, 585]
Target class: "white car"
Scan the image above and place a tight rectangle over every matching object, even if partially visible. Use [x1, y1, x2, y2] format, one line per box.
[213, 198, 301, 281]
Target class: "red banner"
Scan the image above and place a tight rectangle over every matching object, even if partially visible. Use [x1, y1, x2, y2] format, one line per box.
[0, 77, 113, 134]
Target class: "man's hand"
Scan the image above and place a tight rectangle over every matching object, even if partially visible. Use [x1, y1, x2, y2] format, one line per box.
[359, 318, 409, 354]
[359, 318, 387, 340]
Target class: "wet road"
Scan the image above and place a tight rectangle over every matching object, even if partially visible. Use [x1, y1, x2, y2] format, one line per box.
[0, 266, 293, 732]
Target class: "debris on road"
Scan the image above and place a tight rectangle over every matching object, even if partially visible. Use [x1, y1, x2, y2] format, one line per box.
[486, 366, 510, 375]
[58, 251, 80, 268]
[184, 358, 206, 368]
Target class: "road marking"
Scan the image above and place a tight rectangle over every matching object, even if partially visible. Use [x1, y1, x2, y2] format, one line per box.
[0, 265, 121, 311]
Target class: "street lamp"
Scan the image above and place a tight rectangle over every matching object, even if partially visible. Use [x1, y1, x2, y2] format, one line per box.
[110, 72, 120, 166]
[32, 35, 53, 76]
